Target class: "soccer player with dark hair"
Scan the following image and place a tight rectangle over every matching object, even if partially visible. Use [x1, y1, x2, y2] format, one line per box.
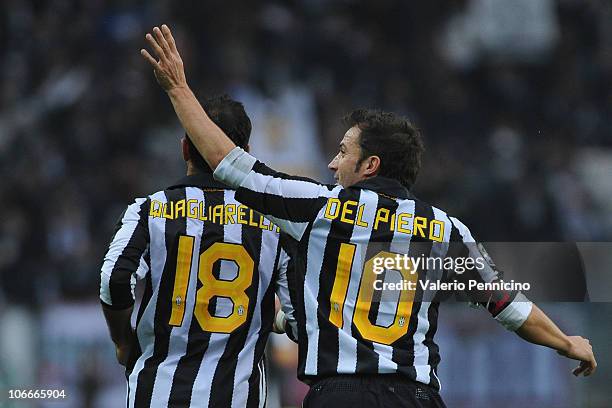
[141, 25, 596, 408]
[100, 94, 296, 408]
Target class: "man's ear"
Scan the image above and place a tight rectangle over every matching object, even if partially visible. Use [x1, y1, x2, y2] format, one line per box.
[181, 137, 190, 162]
[363, 155, 381, 177]
[245, 143, 250, 153]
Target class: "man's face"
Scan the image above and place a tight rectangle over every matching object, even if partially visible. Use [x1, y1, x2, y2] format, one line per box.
[328, 126, 367, 187]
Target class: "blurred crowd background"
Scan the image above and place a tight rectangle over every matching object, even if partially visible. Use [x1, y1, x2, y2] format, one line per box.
[0, 0, 611, 407]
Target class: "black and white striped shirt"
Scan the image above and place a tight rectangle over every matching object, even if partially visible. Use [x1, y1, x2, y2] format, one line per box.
[214, 147, 532, 390]
[100, 173, 295, 408]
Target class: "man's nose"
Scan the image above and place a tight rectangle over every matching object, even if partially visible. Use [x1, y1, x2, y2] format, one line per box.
[328, 156, 337, 170]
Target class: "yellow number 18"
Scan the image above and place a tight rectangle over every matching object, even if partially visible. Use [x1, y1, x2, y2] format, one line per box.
[169, 236, 254, 333]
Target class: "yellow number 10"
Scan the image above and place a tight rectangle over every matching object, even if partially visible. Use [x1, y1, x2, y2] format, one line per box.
[169, 236, 254, 333]
[329, 243, 418, 345]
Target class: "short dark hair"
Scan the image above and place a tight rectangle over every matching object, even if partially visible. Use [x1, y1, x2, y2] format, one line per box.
[187, 94, 252, 172]
[343, 108, 425, 189]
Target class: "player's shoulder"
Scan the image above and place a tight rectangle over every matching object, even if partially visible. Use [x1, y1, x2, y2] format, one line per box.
[400, 195, 474, 239]
[123, 195, 149, 210]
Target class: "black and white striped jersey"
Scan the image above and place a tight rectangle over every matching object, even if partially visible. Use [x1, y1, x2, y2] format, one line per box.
[100, 173, 295, 408]
[214, 148, 532, 390]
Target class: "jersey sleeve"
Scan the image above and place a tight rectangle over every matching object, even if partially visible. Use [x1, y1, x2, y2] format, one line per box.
[449, 217, 533, 331]
[274, 245, 298, 341]
[213, 147, 334, 241]
[100, 197, 150, 309]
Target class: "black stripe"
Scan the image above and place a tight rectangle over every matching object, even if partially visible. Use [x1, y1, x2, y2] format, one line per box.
[134, 189, 187, 407]
[109, 198, 150, 308]
[448, 222, 484, 305]
[316, 188, 358, 377]
[167, 188, 223, 406]
[246, 238, 281, 408]
[423, 215, 458, 389]
[252, 161, 331, 185]
[425, 302, 441, 389]
[279, 234, 300, 343]
[134, 252, 152, 327]
[208, 202, 264, 407]
[234, 161, 330, 224]
[126, 268, 152, 375]
[236, 188, 326, 224]
[245, 283, 274, 408]
[247, 360, 262, 408]
[285, 233, 309, 379]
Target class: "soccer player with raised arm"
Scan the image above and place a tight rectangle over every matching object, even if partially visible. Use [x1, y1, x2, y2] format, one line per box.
[100, 95, 296, 408]
[141, 25, 596, 408]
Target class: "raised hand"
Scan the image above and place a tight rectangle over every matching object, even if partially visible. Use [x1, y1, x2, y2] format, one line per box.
[141, 24, 187, 92]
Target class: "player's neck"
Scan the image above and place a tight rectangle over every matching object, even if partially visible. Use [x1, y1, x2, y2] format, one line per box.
[186, 162, 213, 176]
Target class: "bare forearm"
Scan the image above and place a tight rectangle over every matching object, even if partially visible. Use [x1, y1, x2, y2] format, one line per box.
[167, 87, 235, 169]
[515, 304, 571, 353]
[102, 304, 135, 346]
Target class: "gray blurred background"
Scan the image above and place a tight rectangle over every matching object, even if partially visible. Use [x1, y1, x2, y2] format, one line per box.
[0, 0, 611, 407]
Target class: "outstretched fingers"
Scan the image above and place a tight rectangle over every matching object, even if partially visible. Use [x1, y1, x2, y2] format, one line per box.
[153, 26, 172, 58]
[140, 48, 159, 69]
[141, 24, 187, 91]
[161, 25, 179, 54]
[145, 32, 166, 61]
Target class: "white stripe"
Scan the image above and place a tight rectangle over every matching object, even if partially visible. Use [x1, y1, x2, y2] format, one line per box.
[303, 201, 337, 375]
[213, 146, 257, 188]
[410, 203, 431, 383]
[451, 216, 499, 283]
[373, 252, 403, 374]
[449, 216, 475, 242]
[130, 253, 149, 300]
[337, 190, 378, 373]
[100, 197, 147, 305]
[432, 368, 442, 391]
[242, 170, 331, 199]
[370, 198, 418, 373]
[129, 192, 167, 408]
[412, 207, 453, 384]
[258, 360, 266, 408]
[189, 333, 229, 407]
[275, 249, 297, 338]
[231, 191, 277, 407]
[150, 187, 204, 406]
[190, 191, 240, 407]
[240, 168, 338, 241]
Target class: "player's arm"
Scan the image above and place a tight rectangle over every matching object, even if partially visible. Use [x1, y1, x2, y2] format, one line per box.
[100, 197, 150, 366]
[102, 304, 134, 367]
[449, 217, 532, 331]
[141, 24, 333, 240]
[450, 217, 596, 377]
[273, 238, 299, 341]
[216, 151, 333, 240]
[516, 304, 596, 376]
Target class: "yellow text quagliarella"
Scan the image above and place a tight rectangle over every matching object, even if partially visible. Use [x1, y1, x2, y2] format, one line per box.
[149, 199, 280, 232]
